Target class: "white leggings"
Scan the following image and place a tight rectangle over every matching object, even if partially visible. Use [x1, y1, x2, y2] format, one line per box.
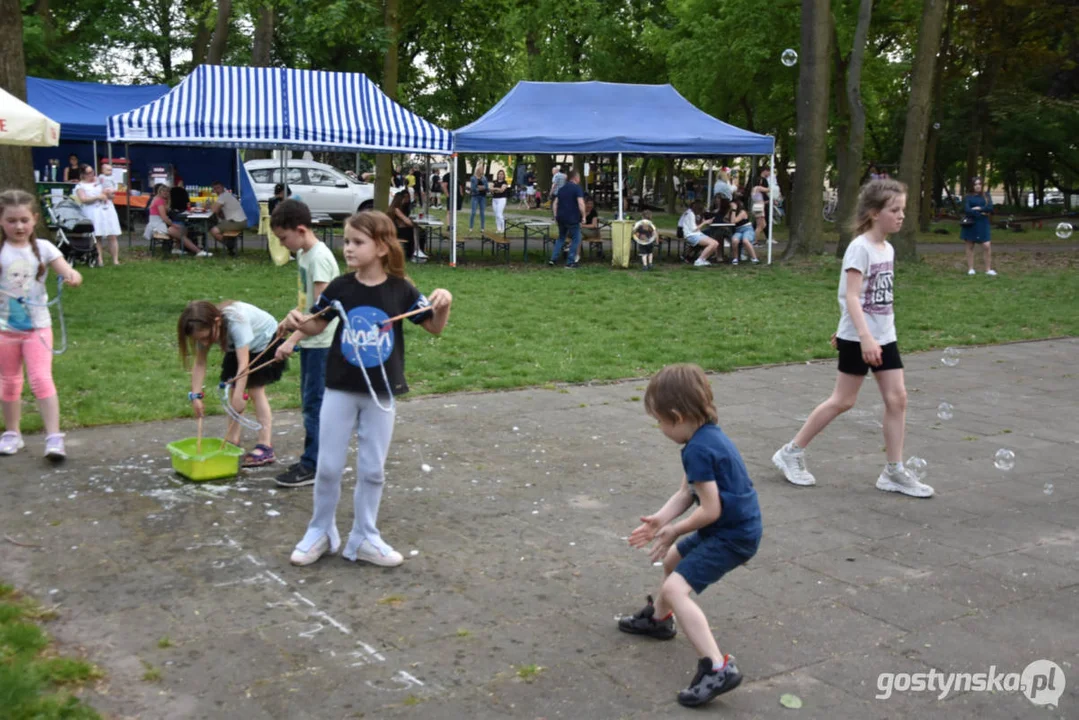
[294, 388, 396, 560]
[492, 198, 507, 232]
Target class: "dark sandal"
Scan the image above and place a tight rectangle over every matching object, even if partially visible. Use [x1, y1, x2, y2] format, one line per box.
[242, 444, 276, 468]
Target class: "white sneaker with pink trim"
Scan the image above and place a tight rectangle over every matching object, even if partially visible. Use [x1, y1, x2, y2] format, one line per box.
[44, 433, 66, 461]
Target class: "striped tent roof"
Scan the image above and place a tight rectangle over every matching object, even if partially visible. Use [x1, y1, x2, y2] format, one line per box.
[107, 65, 451, 153]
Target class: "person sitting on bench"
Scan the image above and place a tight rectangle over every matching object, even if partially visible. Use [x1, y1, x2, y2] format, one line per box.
[209, 181, 247, 257]
[679, 201, 719, 267]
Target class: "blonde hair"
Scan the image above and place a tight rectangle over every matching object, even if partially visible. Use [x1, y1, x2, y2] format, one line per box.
[849, 179, 908, 236]
[644, 364, 718, 426]
[0, 189, 47, 280]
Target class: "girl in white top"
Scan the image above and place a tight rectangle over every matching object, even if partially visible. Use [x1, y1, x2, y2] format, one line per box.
[0, 190, 84, 459]
[772, 179, 933, 498]
[74, 165, 122, 266]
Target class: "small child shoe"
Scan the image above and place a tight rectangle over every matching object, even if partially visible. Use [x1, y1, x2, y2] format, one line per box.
[0, 431, 24, 456]
[617, 595, 676, 639]
[242, 444, 276, 467]
[44, 433, 66, 461]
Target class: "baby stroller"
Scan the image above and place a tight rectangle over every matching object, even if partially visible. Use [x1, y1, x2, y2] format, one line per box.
[45, 197, 99, 267]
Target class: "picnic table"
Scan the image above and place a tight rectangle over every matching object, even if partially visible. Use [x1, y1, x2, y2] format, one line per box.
[504, 218, 554, 262]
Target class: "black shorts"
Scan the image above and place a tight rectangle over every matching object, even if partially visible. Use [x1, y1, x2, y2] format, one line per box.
[635, 241, 656, 254]
[221, 336, 289, 388]
[836, 338, 903, 376]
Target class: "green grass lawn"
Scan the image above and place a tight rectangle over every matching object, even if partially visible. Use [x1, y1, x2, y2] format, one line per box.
[0, 584, 102, 719]
[10, 246, 1078, 433]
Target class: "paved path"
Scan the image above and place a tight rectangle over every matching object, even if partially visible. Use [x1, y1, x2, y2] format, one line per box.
[2, 340, 1077, 719]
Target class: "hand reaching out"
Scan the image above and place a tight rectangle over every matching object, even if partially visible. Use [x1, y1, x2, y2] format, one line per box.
[628, 515, 662, 549]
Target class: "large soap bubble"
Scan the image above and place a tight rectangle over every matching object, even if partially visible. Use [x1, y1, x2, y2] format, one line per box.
[1056, 222, 1073, 239]
[781, 49, 798, 67]
[906, 456, 928, 481]
[941, 347, 960, 367]
[937, 402, 953, 421]
[993, 448, 1015, 471]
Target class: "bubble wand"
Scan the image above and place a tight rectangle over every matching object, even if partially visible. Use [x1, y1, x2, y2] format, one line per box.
[0, 277, 67, 355]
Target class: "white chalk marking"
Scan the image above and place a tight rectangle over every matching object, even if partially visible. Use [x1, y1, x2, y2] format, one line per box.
[292, 592, 316, 608]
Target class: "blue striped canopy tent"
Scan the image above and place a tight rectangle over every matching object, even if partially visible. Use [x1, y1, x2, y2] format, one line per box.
[107, 64, 451, 153]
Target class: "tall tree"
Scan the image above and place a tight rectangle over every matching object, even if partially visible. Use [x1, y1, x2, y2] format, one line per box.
[206, 0, 232, 65]
[785, 0, 832, 258]
[834, 0, 873, 256]
[373, 0, 399, 212]
[0, 0, 37, 197]
[251, 1, 274, 67]
[892, 0, 948, 260]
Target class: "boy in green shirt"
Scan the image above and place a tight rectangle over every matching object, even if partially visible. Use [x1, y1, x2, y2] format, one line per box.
[270, 199, 340, 487]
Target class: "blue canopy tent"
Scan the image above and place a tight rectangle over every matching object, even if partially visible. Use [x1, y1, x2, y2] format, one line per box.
[454, 81, 777, 264]
[108, 64, 453, 254]
[26, 77, 235, 189]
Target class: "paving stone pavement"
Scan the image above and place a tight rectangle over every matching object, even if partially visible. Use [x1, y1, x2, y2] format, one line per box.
[1, 339, 1076, 720]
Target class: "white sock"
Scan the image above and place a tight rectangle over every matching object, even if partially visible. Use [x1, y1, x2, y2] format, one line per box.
[786, 441, 802, 453]
[712, 656, 727, 672]
[887, 461, 903, 473]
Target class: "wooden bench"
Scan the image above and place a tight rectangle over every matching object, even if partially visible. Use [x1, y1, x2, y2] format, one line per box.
[219, 229, 244, 254]
[480, 230, 511, 262]
[150, 231, 173, 257]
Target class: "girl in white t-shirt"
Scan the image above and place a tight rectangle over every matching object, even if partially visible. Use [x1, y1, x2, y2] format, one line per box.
[772, 179, 933, 498]
[0, 190, 84, 459]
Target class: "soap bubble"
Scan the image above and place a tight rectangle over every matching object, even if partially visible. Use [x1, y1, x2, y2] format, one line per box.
[937, 402, 953, 421]
[933, 122, 941, 130]
[781, 49, 798, 67]
[941, 347, 960, 367]
[1056, 222, 1073, 239]
[906, 457, 928, 481]
[993, 449, 1015, 471]
[421, 463, 432, 473]
[1043, 483, 1054, 496]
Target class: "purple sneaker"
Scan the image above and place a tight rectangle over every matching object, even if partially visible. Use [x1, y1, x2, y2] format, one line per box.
[44, 433, 66, 461]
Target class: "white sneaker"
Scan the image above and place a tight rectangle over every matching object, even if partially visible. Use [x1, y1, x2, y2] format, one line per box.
[967, 268, 976, 275]
[196, 251, 211, 258]
[985, 269, 997, 276]
[772, 444, 816, 486]
[290, 535, 330, 566]
[693, 258, 711, 267]
[0, 431, 24, 455]
[44, 433, 66, 461]
[876, 466, 935, 498]
[355, 537, 404, 567]
[415, 249, 428, 259]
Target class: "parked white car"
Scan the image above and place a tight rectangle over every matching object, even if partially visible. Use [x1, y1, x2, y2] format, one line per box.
[246, 159, 374, 218]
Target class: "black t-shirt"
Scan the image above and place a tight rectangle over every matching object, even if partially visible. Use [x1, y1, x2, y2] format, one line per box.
[313, 274, 432, 398]
[170, 186, 190, 213]
[492, 181, 512, 199]
[525, 172, 536, 186]
[584, 207, 598, 225]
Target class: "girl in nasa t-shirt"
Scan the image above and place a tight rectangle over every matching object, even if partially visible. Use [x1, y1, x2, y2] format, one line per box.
[281, 211, 453, 570]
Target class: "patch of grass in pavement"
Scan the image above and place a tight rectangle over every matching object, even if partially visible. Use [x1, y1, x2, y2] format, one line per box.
[0, 583, 102, 719]
[13, 248, 1077, 432]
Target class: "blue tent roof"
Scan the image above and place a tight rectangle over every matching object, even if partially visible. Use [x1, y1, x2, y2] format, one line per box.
[108, 65, 452, 153]
[455, 81, 774, 156]
[27, 77, 169, 142]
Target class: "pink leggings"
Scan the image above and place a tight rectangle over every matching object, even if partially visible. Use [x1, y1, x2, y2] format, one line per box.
[0, 328, 57, 402]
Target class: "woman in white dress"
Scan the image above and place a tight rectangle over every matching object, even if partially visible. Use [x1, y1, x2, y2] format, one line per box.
[75, 165, 122, 265]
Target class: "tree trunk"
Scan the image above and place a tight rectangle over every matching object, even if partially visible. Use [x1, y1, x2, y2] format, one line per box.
[920, 0, 953, 232]
[785, 0, 832, 258]
[0, 0, 37, 199]
[206, 0, 233, 66]
[374, 0, 399, 212]
[191, 5, 214, 67]
[835, 0, 873, 256]
[251, 3, 275, 67]
[893, 0, 949, 261]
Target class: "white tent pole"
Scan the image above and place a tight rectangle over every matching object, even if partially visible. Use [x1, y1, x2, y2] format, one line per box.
[450, 153, 457, 267]
[617, 153, 624, 221]
[125, 143, 131, 248]
[92, 140, 97, 172]
[768, 151, 775, 265]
